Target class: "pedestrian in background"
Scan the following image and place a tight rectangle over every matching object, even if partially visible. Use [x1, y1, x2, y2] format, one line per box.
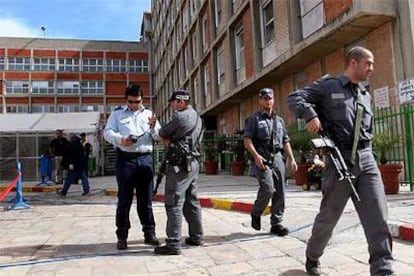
[154, 89, 204, 255]
[49, 129, 69, 184]
[244, 88, 297, 236]
[287, 46, 393, 276]
[80, 133, 92, 176]
[104, 84, 161, 250]
[57, 133, 90, 197]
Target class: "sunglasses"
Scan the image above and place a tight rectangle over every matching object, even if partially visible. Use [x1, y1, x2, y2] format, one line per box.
[127, 99, 142, 104]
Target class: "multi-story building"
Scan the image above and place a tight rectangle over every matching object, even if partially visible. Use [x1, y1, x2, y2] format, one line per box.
[0, 37, 150, 116]
[150, 0, 414, 133]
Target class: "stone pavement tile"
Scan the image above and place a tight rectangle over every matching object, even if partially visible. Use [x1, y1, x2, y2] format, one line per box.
[328, 260, 368, 275]
[248, 255, 303, 271]
[206, 261, 255, 275]
[267, 236, 306, 251]
[205, 243, 251, 265]
[0, 266, 32, 276]
[145, 255, 210, 273]
[239, 239, 286, 260]
[148, 267, 210, 276]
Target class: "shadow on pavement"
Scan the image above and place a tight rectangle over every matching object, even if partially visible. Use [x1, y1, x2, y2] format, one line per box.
[281, 269, 308, 275]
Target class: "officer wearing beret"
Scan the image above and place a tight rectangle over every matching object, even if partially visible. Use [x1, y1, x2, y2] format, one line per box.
[244, 88, 297, 236]
[154, 89, 204, 255]
[287, 46, 393, 275]
[104, 84, 161, 250]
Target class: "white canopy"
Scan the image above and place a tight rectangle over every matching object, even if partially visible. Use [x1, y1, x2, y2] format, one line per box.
[0, 112, 100, 133]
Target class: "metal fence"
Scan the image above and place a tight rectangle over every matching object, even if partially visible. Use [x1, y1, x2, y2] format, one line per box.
[374, 104, 414, 191]
[152, 132, 246, 174]
[287, 103, 414, 191]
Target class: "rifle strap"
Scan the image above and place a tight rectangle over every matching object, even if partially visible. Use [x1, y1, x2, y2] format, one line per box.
[351, 85, 364, 165]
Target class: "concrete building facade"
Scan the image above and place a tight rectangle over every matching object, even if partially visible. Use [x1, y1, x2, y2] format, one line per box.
[0, 37, 150, 116]
[150, 0, 414, 133]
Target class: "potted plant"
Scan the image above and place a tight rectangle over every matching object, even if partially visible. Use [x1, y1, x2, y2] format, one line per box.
[288, 130, 314, 186]
[230, 137, 246, 176]
[373, 130, 403, 194]
[203, 142, 219, 175]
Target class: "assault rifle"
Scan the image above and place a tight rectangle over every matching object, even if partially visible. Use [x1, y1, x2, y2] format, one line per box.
[153, 151, 168, 198]
[311, 134, 361, 202]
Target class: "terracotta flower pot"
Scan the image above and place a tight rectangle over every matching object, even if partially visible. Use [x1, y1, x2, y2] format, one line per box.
[231, 161, 246, 176]
[204, 161, 218, 175]
[295, 164, 311, 186]
[378, 163, 403, 194]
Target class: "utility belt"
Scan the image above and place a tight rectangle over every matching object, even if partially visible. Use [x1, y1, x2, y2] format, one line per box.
[117, 149, 151, 158]
[259, 148, 283, 167]
[166, 143, 195, 173]
[340, 140, 371, 152]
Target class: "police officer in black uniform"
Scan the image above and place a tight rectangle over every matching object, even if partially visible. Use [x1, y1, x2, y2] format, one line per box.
[287, 46, 393, 275]
[244, 88, 297, 236]
[104, 84, 161, 250]
[154, 89, 204, 255]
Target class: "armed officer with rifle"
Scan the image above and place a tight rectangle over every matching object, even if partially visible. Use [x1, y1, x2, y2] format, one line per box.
[154, 89, 204, 255]
[287, 46, 393, 276]
[244, 88, 298, 236]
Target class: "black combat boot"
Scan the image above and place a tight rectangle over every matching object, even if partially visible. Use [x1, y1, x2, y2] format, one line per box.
[117, 239, 127, 250]
[144, 233, 161, 246]
[154, 245, 181, 255]
[270, 224, 289, 236]
[185, 237, 204, 246]
[305, 257, 321, 276]
[251, 214, 261, 230]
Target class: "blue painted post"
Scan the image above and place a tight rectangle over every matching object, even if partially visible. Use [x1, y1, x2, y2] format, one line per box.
[9, 161, 31, 210]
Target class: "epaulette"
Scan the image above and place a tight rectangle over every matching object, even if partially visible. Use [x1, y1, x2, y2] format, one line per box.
[144, 106, 152, 111]
[114, 106, 123, 111]
[313, 74, 334, 85]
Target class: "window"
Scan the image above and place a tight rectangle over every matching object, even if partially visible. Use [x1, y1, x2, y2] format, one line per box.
[183, 2, 189, 33]
[82, 105, 104, 113]
[106, 59, 126, 72]
[6, 105, 28, 113]
[232, 0, 244, 14]
[201, 15, 208, 53]
[190, 0, 200, 20]
[183, 45, 189, 75]
[32, 81, 54, 94]
[58, 58, 80, 72]
[214, 0, 222, 28]
[8, 57, 30, 71]
[0, 57, 4, 70]
[31, 105, 55, 113]
[57, 81, 80, 94]
[82, 58, 104, 72]
[81, 81, 104, 94]
[203, 64, 209, 98]
[129, 59, 149, 73]
[217, 45, 225, 85]
[33, 58, 55, 71]
[192, 33, 198, 62]
[57, 105, 79, 113]
[5, 81, 29, 94]
[260, 0, 275, 47]
[235, 24, 245, 70]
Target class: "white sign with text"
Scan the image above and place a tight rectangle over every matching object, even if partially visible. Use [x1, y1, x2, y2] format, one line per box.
[374, 86, 390, 108]
[398, 79, 414, 105]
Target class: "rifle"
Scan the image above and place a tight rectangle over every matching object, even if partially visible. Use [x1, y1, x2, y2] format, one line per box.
[311, 134, 361, 202]
[153, 151, 168, 197]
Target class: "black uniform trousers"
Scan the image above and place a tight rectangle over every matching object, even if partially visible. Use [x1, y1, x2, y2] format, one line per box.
[115, 153, 156, 240]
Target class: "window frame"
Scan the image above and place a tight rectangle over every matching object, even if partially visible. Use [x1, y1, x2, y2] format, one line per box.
[260, 0, 275, 47]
